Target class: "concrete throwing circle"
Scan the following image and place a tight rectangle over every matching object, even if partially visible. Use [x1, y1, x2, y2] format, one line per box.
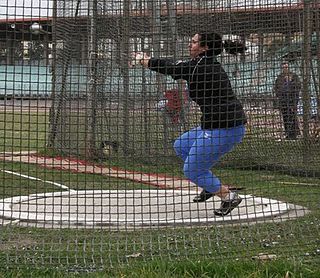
[0, 190, 302, 229]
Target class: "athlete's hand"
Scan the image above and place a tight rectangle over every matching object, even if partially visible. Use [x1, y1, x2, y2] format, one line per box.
[130, 52, 150, 68]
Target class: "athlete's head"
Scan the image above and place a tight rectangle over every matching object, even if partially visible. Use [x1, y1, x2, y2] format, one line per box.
[189, 32, 247, 58]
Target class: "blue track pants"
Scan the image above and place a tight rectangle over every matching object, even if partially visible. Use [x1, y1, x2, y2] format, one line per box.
[173, 125, 245, 193]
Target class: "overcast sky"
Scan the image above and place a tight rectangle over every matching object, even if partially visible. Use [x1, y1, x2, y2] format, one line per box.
[0, 0, 301, 20]
[0, 0, 52, 19]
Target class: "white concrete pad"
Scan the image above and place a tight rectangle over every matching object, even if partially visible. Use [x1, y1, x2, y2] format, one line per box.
[0, 190, 305, 229]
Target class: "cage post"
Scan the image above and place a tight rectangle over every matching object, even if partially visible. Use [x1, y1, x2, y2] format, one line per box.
[47, 0, 57, 148]
[118, 0, 131, 156]
[301, 0, 312, 138]
[166, 0, 187, 132]
[301, 0, 313, 162]
[86, 0, 99, 159]
[140, 39, 151, 157]
[48, 0, 82, 153]
[149, 0, 169, 151]
[314, 2, 320, 120]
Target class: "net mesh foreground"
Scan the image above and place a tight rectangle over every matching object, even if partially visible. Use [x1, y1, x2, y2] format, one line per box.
[1, 190, 302, 229]
[0, 0, 320, 271]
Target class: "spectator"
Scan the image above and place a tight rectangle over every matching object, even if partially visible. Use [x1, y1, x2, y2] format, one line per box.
[273, 61, 301, 140]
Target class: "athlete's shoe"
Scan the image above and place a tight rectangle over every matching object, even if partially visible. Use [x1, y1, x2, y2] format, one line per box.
[214, 193, 242, 216]
[193, 190, 213, 202]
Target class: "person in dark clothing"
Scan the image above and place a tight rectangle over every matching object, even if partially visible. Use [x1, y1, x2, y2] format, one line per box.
[135, 33, 247, 216]
[273, 61, 301, 140]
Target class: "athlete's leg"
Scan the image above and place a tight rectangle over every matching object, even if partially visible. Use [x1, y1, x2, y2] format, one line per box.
[183, 125, 245, 193]
[173, 126, 202, 161]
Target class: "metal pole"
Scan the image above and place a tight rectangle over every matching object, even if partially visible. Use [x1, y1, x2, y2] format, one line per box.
[86, 0, 99, 159]
[47, 0, 57, 148]
[166, 0, 187, 132]
[302, 0, 312, 139]
[149, 0, 169, 152]
[314, 2, 320, 120]
[302, 0, 312, 162]
[120, 0, 131, 155]
[47, 0, 81, 151]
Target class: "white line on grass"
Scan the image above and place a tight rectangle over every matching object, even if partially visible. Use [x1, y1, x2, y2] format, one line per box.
[1, 169, 75, 191]
[0, 169, 76, 227]
[1, 219, 20, 226]
[276, 181, 320, 186]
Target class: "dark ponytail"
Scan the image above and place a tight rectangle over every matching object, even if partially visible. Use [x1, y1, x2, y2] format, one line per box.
[223, 39, 247, 55]
[198, 32, 247, 57]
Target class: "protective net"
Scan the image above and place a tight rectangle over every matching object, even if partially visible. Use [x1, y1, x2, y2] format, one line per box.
[0, 0, 320, 273]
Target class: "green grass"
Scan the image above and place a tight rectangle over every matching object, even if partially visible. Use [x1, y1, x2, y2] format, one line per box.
[1, 110, 320, 275]
[0, 112, 48, 152]
[0, 161, 151, 199]
[1, 160, 320, 209]
[0, 214, 319, 276]
[1, 259, 320, 277]
[1, 110, 318, 175]
[1, 162, 319, 273]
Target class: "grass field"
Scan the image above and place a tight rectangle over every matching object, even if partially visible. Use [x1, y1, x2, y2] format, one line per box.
[1, 259, 320, 277]
[1, 110, 320, 277]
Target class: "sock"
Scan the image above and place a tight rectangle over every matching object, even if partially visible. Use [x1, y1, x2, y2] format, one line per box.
[222, 191, 236, 201]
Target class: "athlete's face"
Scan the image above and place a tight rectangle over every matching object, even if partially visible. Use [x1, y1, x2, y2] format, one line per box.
[188, 34, 208, 59]
[281, 62, 289, 74]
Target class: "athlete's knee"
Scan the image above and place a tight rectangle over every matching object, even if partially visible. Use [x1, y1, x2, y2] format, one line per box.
[183, 162, 193, 180]
[173, 138, 185, 158]
[183, 162, 203, 183]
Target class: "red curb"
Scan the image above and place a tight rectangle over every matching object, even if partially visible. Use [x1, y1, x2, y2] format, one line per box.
[0, 153, 196, 190]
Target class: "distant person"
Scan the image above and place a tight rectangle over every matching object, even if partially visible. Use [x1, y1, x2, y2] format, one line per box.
[273, 61, 301, 140]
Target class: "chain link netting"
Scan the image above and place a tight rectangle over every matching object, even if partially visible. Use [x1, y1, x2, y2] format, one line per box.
[0, 0, 319, 272]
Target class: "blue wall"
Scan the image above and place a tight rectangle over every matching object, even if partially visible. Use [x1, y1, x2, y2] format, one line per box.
[0, 65, 163, 98]
[0, 65, 52, 97]
[0, 62, 318, 117]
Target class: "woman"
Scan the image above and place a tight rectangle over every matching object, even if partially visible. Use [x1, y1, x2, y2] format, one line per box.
[136, 33, 247, 216]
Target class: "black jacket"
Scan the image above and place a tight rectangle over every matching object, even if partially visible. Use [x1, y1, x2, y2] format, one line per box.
[273, 72, 301, 108]
[148, 54, 247, 129]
